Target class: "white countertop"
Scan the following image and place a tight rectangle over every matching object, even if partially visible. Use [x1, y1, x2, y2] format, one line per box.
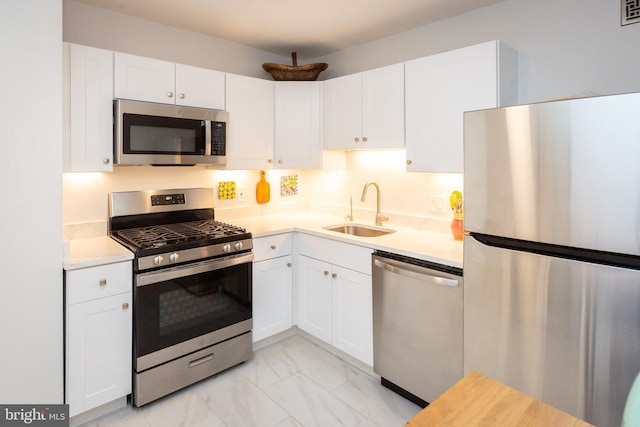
[62, 213, 463, 271]
[231, 213, 463, 269]
[63, 236, 134, 271]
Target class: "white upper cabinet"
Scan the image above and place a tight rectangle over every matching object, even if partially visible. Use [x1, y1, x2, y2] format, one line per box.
[405, 40, 517, 173]
[274, 82, 322, 169]
[114, 52, 225, 109]
[63, 43, 114, 172]
[225, 74, 274, 170]
[323, 63, 405, 150]
[175, 64, 225, 109]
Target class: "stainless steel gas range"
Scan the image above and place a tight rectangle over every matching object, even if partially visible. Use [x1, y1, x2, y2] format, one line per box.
[109, 188, 253, 407]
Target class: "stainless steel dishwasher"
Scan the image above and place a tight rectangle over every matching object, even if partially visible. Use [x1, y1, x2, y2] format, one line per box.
[372, 250, 463, 407]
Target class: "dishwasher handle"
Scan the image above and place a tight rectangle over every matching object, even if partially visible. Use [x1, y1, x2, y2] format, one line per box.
[373, 257, 460, 287]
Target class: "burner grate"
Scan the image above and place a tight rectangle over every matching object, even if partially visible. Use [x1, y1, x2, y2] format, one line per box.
[115, 220, 247, 250]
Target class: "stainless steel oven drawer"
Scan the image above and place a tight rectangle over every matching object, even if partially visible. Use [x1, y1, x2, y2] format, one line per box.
[134, 331, 252, 407]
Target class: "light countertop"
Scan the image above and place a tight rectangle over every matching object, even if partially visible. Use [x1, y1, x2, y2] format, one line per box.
[63, 212, 463, 270]
[63, 236, 134, 271]
[231, 213, 463, 268]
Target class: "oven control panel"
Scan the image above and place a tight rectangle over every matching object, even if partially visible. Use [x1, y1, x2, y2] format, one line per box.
[151, 193, 185, 206]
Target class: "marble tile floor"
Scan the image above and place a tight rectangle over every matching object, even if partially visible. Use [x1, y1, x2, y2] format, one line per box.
[79, 334, 422, 427]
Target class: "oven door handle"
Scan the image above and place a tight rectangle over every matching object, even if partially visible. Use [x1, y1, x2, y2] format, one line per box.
[137, 252, 254, 287]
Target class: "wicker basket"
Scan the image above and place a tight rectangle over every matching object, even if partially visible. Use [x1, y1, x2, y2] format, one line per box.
[263, 52, 328, 81]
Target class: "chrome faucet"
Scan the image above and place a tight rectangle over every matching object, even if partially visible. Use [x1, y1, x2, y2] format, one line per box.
[361, 182, 388, 226]
[345, 196, 354, 221]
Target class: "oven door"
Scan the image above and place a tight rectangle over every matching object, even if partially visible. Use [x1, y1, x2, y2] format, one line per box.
[134, 252, 253, 372]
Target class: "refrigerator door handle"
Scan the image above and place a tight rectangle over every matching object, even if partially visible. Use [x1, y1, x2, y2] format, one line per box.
[373, 258, 459, 287]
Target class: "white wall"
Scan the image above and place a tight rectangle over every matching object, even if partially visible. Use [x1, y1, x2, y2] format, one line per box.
[315, 0, 640, 103]
[0, 1, 63, 403]
[63, 0, 290, 79]
[62, 0, 640, 232]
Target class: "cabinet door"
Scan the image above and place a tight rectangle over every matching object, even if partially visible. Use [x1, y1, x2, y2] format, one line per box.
[297, 255, 332, 342]
[361, 63, 405, 149]
[252, 255, 293, 342]
[274, 82, 322, 169]
[323, 73, 362, 150]
[114, 52, 175, 104]
[67, 292, 132, 417]
[225, 74, 274, 169]
[66, 43, 113, 172]
[405, 41, 504, 173]
[175, 64, 225, 110]
[331, 265, 373, 366]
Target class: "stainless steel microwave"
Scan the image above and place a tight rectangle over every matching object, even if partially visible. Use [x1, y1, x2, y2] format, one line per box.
[114, 99, 228, 166]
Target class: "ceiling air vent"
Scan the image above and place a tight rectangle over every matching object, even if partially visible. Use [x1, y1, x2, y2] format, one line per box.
[621, 0, 640, 25]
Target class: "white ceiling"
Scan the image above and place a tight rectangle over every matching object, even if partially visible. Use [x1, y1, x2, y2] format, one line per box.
[72, 0, 505, 59]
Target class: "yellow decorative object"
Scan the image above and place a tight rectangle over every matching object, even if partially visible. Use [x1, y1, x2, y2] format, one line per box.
[218, 181, 236, 200]
[280, 175, 298, 197]
[256, 171, 270, 204]
[450, 190, 464, 240]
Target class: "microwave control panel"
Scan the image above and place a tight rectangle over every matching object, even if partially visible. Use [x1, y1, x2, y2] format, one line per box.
[211, 122, 226, 156]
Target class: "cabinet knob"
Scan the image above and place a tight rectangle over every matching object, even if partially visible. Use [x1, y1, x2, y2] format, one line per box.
[268, 159, 273, 163]
[167, 91, 174, 98]
[122, 302, 129, 310]
[278, 160, 283, 164]
[332, 273, 337, 279]
[406, 160, 413, 165]
[99, 279, 107, 286]
[270, 245, 276, 250]
[103, 158, 110, 164]
[354, 137, 360, 142]
[179, 93, 185, 99]
[362, 137, 368, 142]
[324, 270, 330, 276]
[287, 262, 292, 268]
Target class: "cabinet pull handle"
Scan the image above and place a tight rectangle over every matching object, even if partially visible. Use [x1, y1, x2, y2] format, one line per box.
[167, 91, 174, 98]
[103, 158, 110, 164]
[278, 160, 283, 164]
[406, 160, 413, 165]
[332, 273, 337, 279]
[99, 279, 107, 286]
[179, 93, 185, 99]
[287, 262, 292, 268]
[122, 302, 129, 310]
[270, 245, 276, 250]
[268, 159, 273, 163]
[362, 137, 368, 142]
[324, 270, 330, 276]
[354, 137, 360, 142]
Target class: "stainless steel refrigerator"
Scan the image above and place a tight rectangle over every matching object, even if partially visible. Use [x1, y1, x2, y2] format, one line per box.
[463, 92, 640, 427]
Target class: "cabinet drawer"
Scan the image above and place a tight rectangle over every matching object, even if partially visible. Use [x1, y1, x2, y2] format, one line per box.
[253, 234, 292, 262]
[298, 234, 372, 274]
[66, 262, 132, 305]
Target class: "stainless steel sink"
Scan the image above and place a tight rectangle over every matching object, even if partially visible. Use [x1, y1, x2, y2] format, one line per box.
[323, 223, 396, 237]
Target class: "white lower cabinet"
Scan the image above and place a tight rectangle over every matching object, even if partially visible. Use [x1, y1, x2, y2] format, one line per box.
[65, 261, 132, 418]
[297, 234, 373, 366]
[252, 234, 293, 342]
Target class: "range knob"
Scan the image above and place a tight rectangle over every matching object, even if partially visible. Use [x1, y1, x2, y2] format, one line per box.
[153, 255, 164, 266]
[222, 243, 231, 253]
[169, 253, 180, 263]
[234, 242, 243, 251]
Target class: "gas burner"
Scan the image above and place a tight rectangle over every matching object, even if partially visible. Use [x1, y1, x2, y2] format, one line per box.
[115, 220, 248, 251]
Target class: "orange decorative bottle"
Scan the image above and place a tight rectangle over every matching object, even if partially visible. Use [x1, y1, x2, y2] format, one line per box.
[449, 190, 464, 240]
[450, 212, 464, 241]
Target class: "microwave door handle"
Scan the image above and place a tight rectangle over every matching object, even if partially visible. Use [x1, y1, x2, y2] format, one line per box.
[204, 121, 212, 156]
